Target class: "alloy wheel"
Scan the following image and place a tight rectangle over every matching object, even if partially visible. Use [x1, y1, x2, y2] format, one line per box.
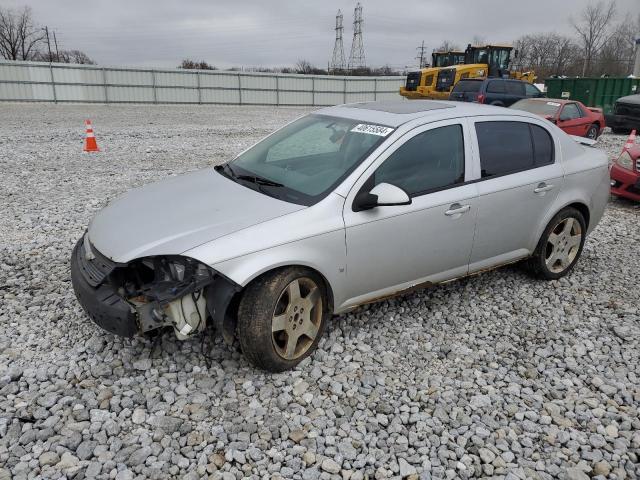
[545, 217, 583, 273]
[271, 277, 322, 360]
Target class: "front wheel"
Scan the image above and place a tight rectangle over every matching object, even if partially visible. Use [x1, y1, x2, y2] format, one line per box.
[586, 124, 599, 140]
[237, 267, 329, 372]
[527, 208, 586, 280]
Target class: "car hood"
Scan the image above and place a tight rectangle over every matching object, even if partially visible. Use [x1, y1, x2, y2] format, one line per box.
[88, 168, 305, 263]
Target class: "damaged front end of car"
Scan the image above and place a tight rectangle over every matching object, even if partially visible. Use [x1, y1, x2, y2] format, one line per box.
[70, 234, 240, 342]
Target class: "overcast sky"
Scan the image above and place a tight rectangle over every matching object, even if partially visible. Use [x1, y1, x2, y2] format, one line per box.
[4, 0, 639, 69]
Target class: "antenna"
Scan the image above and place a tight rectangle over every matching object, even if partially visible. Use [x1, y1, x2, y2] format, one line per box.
[330, 10, 346, 74]
[348, 3, 366, 72]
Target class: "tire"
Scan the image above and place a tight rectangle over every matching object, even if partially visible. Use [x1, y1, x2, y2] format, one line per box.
[586, 124, 599, 140]
[527, 207, 586, 280]
[490, 101, 504, 107]
[237, 267, 329, 372]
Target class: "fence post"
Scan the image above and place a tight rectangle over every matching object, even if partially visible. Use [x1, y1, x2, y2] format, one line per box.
[49, 63, 57, 103]
[275, 75, 280, 106]
[343, 78, 347, 104]
[238, 73, 242, 105]
[196, 71, 201, 104]
[102, 68, 108, 103]
[374, 78, 378, 101]
[311, 76, 315, 106]
[152, 69, 157, 104]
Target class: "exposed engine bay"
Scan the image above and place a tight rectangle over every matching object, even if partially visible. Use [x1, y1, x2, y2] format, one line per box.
[115, 256, 213, 339]
[71, 236, 240, 341]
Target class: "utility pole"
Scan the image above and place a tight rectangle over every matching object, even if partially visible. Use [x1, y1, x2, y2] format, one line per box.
[416, 41, 427, 68]
[53, 31, 60, 62]
[348, 3, 366, 72]
[44, 26, 52, 62]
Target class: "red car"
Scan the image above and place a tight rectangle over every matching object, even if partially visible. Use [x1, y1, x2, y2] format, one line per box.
[509, 98, 606, 139]
[610, 131, 640, 202]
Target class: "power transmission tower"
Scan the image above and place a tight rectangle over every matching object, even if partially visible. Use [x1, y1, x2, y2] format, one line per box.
[416, 41, 427, 68]
[330, 10, 346, 74]
[348, 3, 366, 72]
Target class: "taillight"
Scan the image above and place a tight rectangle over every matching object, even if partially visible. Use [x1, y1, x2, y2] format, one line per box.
[476, 94, 485, 104]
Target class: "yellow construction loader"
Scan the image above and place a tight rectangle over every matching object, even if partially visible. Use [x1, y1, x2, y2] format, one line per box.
[400, 44, 536, 100]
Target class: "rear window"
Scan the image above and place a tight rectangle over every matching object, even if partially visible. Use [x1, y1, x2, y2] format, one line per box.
[475, 121, 554, 178]
[453, 80, 482, 93]
[486, 80, 505, 94]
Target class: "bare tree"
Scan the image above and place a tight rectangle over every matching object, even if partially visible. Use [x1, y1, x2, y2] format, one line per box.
[0, 6, 44, 60]
[294, 59, 313, 74]
[179, 59, 216, 70]
[571, 0, 617, 76]
[434, 40, 461, 52]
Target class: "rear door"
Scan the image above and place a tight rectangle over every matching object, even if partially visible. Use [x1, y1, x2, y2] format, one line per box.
[485, 80, 507, 105]
[557, 102, 590, 136]
[467, 117, 563, 271]
[449, 80, 482, 102]
[504, 81, 526, 107]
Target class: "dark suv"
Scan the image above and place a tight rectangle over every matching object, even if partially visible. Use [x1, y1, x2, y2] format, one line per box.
[605, 94, 640, 134]
[449, 78, 544, 107]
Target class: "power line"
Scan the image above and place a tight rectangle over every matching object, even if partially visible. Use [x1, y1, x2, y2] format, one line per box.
[329, 10, 346, 73]
[348, 2, 365, 71]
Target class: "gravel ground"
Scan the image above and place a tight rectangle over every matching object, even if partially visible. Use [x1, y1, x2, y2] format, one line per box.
[1, 103, 639, 480]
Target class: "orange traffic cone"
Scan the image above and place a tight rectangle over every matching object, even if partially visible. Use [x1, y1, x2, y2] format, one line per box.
[83, 119, 100, 152]
[622, 129, 636, 154]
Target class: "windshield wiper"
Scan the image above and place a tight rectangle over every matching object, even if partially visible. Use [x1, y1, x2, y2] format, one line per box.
[235, 174, 284, 187]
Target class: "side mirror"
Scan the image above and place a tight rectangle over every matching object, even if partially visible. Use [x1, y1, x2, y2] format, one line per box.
[353, 182, 411, 211]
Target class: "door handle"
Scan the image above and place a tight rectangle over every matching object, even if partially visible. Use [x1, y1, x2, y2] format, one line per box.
[534, 182, 554, 194]
[444, 203, 471, 216]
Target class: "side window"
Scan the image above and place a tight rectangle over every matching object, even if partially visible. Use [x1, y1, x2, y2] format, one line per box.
[525, 83, 541, 97]
[374, 124, 465, 196]
[506, 81, 525, 96]
[531, 124, 554, 166]
[559, 103, 582, 121]
[486, 80, 505, 94]
[423, 74, 434, 86]
[475, 121, 533, 177]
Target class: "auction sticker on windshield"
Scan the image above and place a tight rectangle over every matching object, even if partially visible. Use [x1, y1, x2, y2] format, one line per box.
[547, 102, 561, 107]
[351, 124, 394, 136]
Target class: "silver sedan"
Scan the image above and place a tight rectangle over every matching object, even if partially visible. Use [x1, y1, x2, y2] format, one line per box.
[71, 100, 610, 371]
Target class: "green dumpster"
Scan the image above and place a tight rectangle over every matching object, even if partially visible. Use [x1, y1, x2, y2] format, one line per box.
[544, 77, 640, 114]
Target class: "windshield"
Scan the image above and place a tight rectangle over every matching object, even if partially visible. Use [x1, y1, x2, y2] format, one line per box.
[510, 99, 560, 117]
[225, 114, 391, 205]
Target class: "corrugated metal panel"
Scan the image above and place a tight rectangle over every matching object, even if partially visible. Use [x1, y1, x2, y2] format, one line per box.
[55, 84, 105, 102]
[376, 79, 404, 92]
[155, 71, 197, 87]
[346, 80, 376, 92]
[375, 92, 399, 101]
[53, 67, 103, 84]
[241, 75, 277, 90]
[106, 86, 154, 102]
[240, 89, 277, 104]
[345, 92, 375, 103]
[200, 88, 240, 104]
[199, 73, 238, 88]
[545, 77, 640, 114]
[278, 76, 313, 91]
[0, 63, 50, 82]
[106, 69, 153, 86]
[0, 82, 52, 100]
[156, 87, 199, 103]
[279, 91, 313, 105]
[314, 92, 344, 106]
[314, 78, 345, 92]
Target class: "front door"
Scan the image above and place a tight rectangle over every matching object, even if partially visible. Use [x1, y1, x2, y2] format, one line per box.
[557, 102, 590, 136]
[341, 120, 479, 309]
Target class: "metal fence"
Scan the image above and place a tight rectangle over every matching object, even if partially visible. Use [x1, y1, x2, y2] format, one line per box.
[0, 60, 405, 106]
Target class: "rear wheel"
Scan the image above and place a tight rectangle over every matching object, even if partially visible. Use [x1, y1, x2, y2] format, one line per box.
[586, 124, 599, 140]
[527, 208, 586, 280]
[237, 267, 329, 372]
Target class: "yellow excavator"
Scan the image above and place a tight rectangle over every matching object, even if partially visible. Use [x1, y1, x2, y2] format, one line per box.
[400, 44, 536, 100]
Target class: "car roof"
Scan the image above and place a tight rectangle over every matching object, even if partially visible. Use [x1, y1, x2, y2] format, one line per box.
[316, 100, 542, 127]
